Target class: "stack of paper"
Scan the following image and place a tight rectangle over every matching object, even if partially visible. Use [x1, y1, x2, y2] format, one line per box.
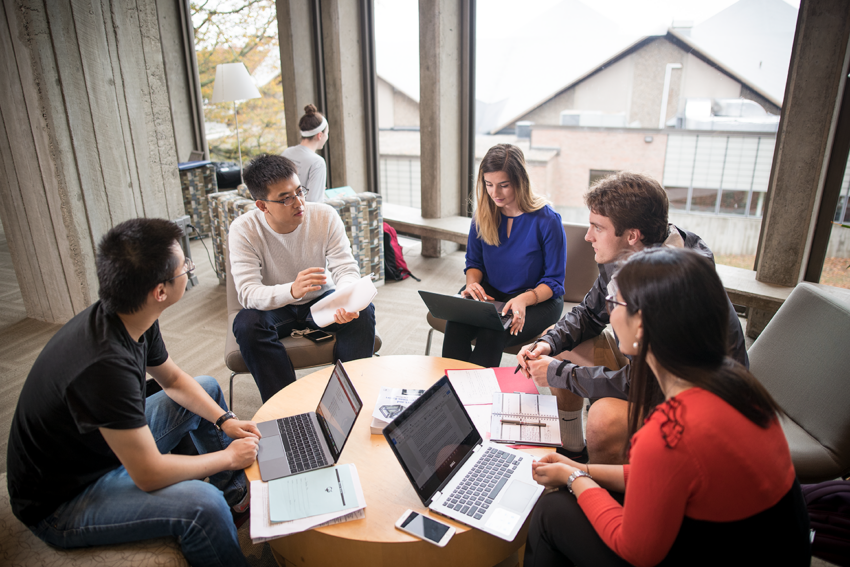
[310, 275, 378, 327]
[370, 387, 425, 434]
[249, 463, 366, 544]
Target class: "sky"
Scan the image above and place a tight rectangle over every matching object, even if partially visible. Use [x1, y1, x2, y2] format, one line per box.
[376, 0, 801, 114]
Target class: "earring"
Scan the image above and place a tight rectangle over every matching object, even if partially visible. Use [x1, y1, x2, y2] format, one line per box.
[633, 341, 639, 349]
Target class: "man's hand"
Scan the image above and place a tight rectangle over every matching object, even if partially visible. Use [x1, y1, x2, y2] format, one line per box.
[221, 418, 261, 440]
[292, 267, 327, 300]
[333, 308, 359, 325]
[460, 282, 493, 302]
[226, 437, 260, 470]
[517, 341, 553, 387]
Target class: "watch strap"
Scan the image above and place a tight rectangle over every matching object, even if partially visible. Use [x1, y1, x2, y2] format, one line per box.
[215, 410, 236, 431]
[567, 469, 592, 494]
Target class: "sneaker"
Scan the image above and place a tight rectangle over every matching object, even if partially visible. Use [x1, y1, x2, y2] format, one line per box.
[556, 445, 589, 464]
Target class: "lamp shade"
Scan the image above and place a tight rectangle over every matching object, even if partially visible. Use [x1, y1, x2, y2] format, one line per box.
[210, 63, 261, 103]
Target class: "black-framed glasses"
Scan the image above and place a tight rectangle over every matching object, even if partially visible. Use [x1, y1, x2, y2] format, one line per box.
[605, 293, 627, 315]
[259, 186, 309, 207]
[165, 257, 195, 282]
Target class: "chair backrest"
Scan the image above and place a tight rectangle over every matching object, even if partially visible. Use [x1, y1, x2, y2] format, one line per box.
[224, 243, 242, 318]
[748, 282, 850, 475]
[562, 222, 599, 303]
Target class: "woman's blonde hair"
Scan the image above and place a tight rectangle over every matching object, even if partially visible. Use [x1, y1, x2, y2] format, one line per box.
[473, 144, 548, 246]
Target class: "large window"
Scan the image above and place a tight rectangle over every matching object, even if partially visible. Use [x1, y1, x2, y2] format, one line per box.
[375, 0, 420, 207]
[662, 134, 774, 217]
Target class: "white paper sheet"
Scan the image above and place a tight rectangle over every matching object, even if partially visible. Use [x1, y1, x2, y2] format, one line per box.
[310, 276, 378, 328]
[249, 464, 367, 544]
[446, 368, 500, 405]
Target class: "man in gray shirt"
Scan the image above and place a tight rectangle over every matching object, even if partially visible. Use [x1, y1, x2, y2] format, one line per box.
[518, 172, 747, 464]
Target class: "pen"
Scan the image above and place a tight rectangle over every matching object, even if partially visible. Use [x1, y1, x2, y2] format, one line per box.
[500, 419, 545, 427]
[514, 339, 543, 374]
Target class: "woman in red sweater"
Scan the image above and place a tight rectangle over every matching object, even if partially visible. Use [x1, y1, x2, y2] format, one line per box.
[524, 247, 810, 567]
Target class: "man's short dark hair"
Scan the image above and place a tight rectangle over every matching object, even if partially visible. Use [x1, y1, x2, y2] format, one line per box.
[96, 218, 184, 314]
[584, 172, 669, 245]
[243, 154, 298, 201]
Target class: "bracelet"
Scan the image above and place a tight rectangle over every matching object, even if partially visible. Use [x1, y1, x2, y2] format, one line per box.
[525, 288, 539, 305]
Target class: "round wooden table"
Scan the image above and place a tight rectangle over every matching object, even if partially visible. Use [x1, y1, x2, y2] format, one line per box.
[245, 355, 552, 567]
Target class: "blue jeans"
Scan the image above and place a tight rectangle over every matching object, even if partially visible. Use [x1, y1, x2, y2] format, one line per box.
[31, 376, 249, 567]
[233, 290, 377, 402]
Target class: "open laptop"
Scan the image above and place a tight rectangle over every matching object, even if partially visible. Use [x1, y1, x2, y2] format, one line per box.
[383, 376, 543, 541]
[418, 290, 513, 332]
[256, 360, 362, 481]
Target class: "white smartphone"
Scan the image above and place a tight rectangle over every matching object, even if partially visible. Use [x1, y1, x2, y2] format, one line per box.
[394, 509, 455, 547]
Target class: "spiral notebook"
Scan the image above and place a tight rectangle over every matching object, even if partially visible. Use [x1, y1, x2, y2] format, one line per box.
[489, 392, 562, 447]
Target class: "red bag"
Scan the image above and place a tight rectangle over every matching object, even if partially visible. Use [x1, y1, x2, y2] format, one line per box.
[383, 222, 419, 281]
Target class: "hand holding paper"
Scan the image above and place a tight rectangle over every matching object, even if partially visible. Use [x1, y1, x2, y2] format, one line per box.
[310, 275, 377, 328]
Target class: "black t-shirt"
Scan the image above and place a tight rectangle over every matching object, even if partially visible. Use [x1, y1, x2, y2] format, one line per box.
[6, 301, 169, 525]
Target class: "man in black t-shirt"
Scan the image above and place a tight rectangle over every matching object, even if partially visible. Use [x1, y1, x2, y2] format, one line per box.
[7, 219, 260, 567]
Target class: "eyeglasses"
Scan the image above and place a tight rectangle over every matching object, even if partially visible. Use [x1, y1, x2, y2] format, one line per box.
[604, 293, 627, 315]
[165, 257, 195, 282]
[260, 186, 309, 207]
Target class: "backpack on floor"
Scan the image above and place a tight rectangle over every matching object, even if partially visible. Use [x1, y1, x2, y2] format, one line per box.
[383, 222, 419, 281]
[802, 480, 850, 566]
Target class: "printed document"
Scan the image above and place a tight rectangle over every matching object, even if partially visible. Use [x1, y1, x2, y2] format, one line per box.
[311, 275, 377, 327]
[269, 464, 359, 522]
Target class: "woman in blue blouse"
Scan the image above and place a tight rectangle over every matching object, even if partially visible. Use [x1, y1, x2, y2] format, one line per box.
[442, 144, 566, 368]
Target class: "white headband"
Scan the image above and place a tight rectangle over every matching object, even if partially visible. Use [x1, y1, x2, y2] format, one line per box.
[300, 116, 328, 138]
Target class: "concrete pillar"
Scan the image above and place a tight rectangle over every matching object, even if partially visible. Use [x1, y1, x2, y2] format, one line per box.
[419, 0, 464, 257]
[0, 0, 184, 324]
[321, 0, 370, 192]
[276, 0, 322, 149]
[755, 0, 850, 286]
[750, 0, 850, 337]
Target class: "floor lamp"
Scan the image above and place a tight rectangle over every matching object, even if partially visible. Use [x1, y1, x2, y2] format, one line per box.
[210, 62, 261, 191]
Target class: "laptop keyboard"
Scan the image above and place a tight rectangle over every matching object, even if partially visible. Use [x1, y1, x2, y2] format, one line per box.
[277, 414, 329, 473]
[441, 447, 520, 520]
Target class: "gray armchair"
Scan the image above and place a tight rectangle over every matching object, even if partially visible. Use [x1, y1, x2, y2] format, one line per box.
[748, 282, 850, 482]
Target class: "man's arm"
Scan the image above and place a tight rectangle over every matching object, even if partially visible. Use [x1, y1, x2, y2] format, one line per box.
[100, 426, 257, 492]
[147, 357, 259, 439]
[540, 273, 609, 355]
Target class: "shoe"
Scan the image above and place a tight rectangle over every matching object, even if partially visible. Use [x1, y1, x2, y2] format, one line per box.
[556, 445, 589, 464]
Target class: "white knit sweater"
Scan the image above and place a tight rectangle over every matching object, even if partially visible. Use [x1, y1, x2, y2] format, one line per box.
[228, 204, 360, 310]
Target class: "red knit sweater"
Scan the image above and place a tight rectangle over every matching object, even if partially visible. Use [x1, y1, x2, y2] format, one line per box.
[577, 387, 796, 567]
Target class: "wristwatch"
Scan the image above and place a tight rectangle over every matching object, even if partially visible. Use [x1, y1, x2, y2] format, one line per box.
[215, 411, 237, 431]
[567, 469, 592, 494]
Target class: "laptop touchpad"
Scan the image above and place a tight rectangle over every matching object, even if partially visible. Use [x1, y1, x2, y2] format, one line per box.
[259, 437, 285, 459]
[499, 480, 537, 512]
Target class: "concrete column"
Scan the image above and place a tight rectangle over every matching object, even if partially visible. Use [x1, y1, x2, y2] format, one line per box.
[755, 0, 850, 286]
[0, 0, 184, 324]
[276, 0, 322, 149]
[419, 0, 464, 257]
[321, 0, 370, 192]
[750, 0, 850, 337]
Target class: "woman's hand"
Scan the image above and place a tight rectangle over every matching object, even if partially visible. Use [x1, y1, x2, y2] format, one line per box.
[530, 453, 585, 489]
[504, 295, 531, 335]
[460, 281, 493, 302]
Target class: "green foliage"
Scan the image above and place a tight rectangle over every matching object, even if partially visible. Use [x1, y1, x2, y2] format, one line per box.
[191, 0, 287, 161]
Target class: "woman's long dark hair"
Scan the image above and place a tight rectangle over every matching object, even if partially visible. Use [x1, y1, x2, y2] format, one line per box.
[618, 248, 782, 442]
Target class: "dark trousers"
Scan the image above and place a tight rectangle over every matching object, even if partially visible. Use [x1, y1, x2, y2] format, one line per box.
[524, 488, 629, 567]
[442, 281, 563, 368]
[232, 290, 376, 402]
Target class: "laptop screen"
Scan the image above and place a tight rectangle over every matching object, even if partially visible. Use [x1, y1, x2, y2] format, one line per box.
[316, 361, 363, 461]
[383, 376, 481, 505]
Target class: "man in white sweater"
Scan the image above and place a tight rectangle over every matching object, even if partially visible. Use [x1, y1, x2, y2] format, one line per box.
[229, 154, 376, 401]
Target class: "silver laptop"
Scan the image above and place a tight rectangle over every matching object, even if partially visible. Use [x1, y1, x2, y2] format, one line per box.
[256, 361, 362, 481]
[383, 376, 543, 541]
[418, 290, 513, 331]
